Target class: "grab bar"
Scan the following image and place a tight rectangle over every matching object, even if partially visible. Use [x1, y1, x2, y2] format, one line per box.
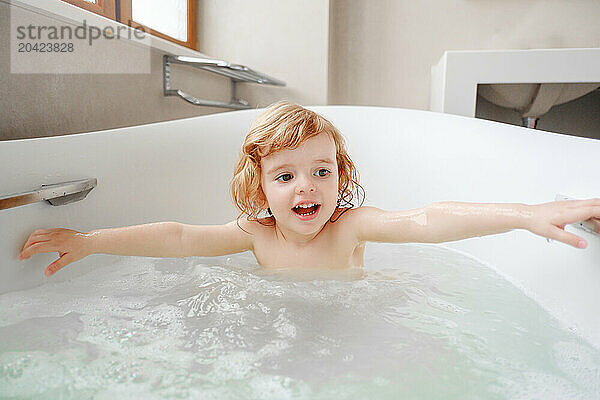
[163, 55, 286, 110]
[0, 178, 97, 210]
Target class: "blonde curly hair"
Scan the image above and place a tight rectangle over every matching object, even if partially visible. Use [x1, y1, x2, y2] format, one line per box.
[231, 101, 363, 223]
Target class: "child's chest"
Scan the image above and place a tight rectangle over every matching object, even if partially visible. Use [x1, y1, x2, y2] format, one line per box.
[252, 227, 365, 270]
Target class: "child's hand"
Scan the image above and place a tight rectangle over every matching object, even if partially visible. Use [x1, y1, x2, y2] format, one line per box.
[19, 228, 94, 276]
[525, 199, 600, 248]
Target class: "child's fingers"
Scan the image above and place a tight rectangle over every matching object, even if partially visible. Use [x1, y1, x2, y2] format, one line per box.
[547, 226, 586, 249]
[24, 229, 54, 243]
[19, 238, 51, 258]
[26, 232, 47, 242]
[20, 241, 58, 259]
[20, 229, 75, 259]
[20, 230, 52, 254]
[580, 198, 600, 207]
[586, 204, 600, 219]
[562, 205, 600, 226]
[27, 229, 53, 237]
[20, 238, 51, 257]
[45, 253, 76, 276]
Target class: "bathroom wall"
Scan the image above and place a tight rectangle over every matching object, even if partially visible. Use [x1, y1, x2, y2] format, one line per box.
[0, 0, 329, 140]
[197, 0, 329, 110]
[328, 0, 600, 111]
[3, 0, 600, 140]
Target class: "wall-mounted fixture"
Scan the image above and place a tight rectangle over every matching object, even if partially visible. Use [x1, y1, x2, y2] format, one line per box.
[163, 55, 286, 110]
[0, 178, 97, 210]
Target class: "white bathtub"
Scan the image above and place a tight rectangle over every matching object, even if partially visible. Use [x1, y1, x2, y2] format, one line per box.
[1, 106, 599, 349]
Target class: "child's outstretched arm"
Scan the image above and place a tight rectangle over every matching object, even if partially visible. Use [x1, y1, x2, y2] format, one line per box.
[354, 199, 600, 248]
[19, 221, 253, 277]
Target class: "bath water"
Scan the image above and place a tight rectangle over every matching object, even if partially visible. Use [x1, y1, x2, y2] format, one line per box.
[1, 243, 599, 399]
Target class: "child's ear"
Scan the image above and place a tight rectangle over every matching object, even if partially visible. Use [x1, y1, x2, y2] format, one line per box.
[258, 190, 269, 209]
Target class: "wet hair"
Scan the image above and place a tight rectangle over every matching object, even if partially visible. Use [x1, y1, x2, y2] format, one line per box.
[231, 101, 364, 225]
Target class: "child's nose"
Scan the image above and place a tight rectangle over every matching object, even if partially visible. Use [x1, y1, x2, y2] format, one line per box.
[295, 177, 316, 194]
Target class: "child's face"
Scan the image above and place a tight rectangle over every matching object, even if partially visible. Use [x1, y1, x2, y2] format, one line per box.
[260, 133, 339, 237]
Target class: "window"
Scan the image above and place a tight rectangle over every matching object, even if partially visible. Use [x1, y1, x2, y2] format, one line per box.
[61, 0, 198, 50]
[62, 0, 116, 19]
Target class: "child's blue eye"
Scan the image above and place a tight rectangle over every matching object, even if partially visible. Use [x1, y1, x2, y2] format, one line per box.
[315, 169, 330, 177]
[276, 173, 293, 182]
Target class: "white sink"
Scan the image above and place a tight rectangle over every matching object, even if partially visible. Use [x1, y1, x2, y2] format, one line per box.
[431, 48, 600, 118]
[478, 83, 599, 118]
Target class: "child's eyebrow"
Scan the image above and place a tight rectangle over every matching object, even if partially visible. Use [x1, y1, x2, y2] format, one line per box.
[315, 158, 335, 165]
[266, 158, 335, 175]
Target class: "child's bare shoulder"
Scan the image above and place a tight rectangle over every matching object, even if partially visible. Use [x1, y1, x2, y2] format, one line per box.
[336, 206, 383, 223]
[332, 206, 386, 240]
[230, 216, 275, 236]
[223, 217, 275, 251]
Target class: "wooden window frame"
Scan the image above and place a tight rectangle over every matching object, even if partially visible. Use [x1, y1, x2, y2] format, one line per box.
[120, 0, 197, 51]
[62, 0, 116, 20]
[61, 0, 197, 50]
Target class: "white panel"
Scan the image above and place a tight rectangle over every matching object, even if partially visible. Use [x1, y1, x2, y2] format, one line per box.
[132, 0, 187, 42]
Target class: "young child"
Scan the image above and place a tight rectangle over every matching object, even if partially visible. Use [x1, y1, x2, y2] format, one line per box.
[19, 101, 600, 276]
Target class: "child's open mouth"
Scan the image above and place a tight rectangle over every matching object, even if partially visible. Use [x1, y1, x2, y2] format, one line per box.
[292, 203, 321, 220]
